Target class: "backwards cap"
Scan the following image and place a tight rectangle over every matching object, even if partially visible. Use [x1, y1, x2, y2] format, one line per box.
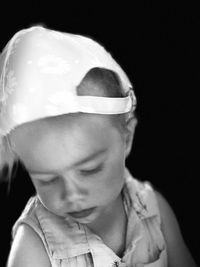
[0, 26, 136, 136]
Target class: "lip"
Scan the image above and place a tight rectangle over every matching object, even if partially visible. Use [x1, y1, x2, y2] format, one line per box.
[68, 207, 96, 219]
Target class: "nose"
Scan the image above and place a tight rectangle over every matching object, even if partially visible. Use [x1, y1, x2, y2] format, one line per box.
[60, 175, 88, 204]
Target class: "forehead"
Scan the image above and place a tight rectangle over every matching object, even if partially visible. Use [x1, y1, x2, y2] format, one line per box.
[9, 114, 121, 171]
[10, 113, 113, 142]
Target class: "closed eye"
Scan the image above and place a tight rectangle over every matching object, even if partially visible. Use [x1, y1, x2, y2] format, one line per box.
[38, 176, 59, 186]
[35, 164, 105, 185]
[80, 164, 104, 176]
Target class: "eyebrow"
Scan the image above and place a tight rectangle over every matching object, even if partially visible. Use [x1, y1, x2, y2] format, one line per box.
[29, 148, 108, 175]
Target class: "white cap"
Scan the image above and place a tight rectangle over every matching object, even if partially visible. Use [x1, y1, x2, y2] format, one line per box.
[0, 26, 136, 135]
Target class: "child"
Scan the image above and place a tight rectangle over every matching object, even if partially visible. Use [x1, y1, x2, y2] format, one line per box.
[0, 25, 197, 267]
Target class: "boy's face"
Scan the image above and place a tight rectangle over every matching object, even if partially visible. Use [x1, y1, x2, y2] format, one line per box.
[10, 114, 130, 225]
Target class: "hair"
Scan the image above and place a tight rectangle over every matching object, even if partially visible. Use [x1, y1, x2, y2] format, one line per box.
[0, 135, 19, 184]
[0, 67, 136, 183]
[76, 67, 136, 134]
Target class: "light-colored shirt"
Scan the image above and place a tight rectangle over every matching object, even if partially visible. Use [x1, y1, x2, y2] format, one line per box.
[12, 168, 168, 266]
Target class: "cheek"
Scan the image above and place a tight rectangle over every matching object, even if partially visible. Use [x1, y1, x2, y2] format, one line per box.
[93, 153, 125, 198]
[33, 183, 61, 211]
[106, 159, 125, 189]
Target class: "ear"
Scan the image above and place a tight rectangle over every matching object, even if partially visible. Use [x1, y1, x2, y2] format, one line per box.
[124, 115, 138, 158]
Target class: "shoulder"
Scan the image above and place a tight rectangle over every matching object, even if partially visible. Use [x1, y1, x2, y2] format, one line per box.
[7, 224, 51, 267]
[155, 190, 197, 267]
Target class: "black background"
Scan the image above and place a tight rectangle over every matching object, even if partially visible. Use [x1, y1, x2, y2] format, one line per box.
[0, 2, 199, 266]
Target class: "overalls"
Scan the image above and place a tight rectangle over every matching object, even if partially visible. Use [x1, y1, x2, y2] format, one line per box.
[12, 168, 168, 266]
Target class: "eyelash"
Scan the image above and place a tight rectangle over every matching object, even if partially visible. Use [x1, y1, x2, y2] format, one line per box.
[38, 164, 104, 185]
[38, 177, 58, 186]
[79, 164, 104, 176]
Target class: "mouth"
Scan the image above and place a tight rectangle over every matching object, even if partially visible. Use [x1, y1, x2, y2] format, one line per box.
[67, 207, 96, 219]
